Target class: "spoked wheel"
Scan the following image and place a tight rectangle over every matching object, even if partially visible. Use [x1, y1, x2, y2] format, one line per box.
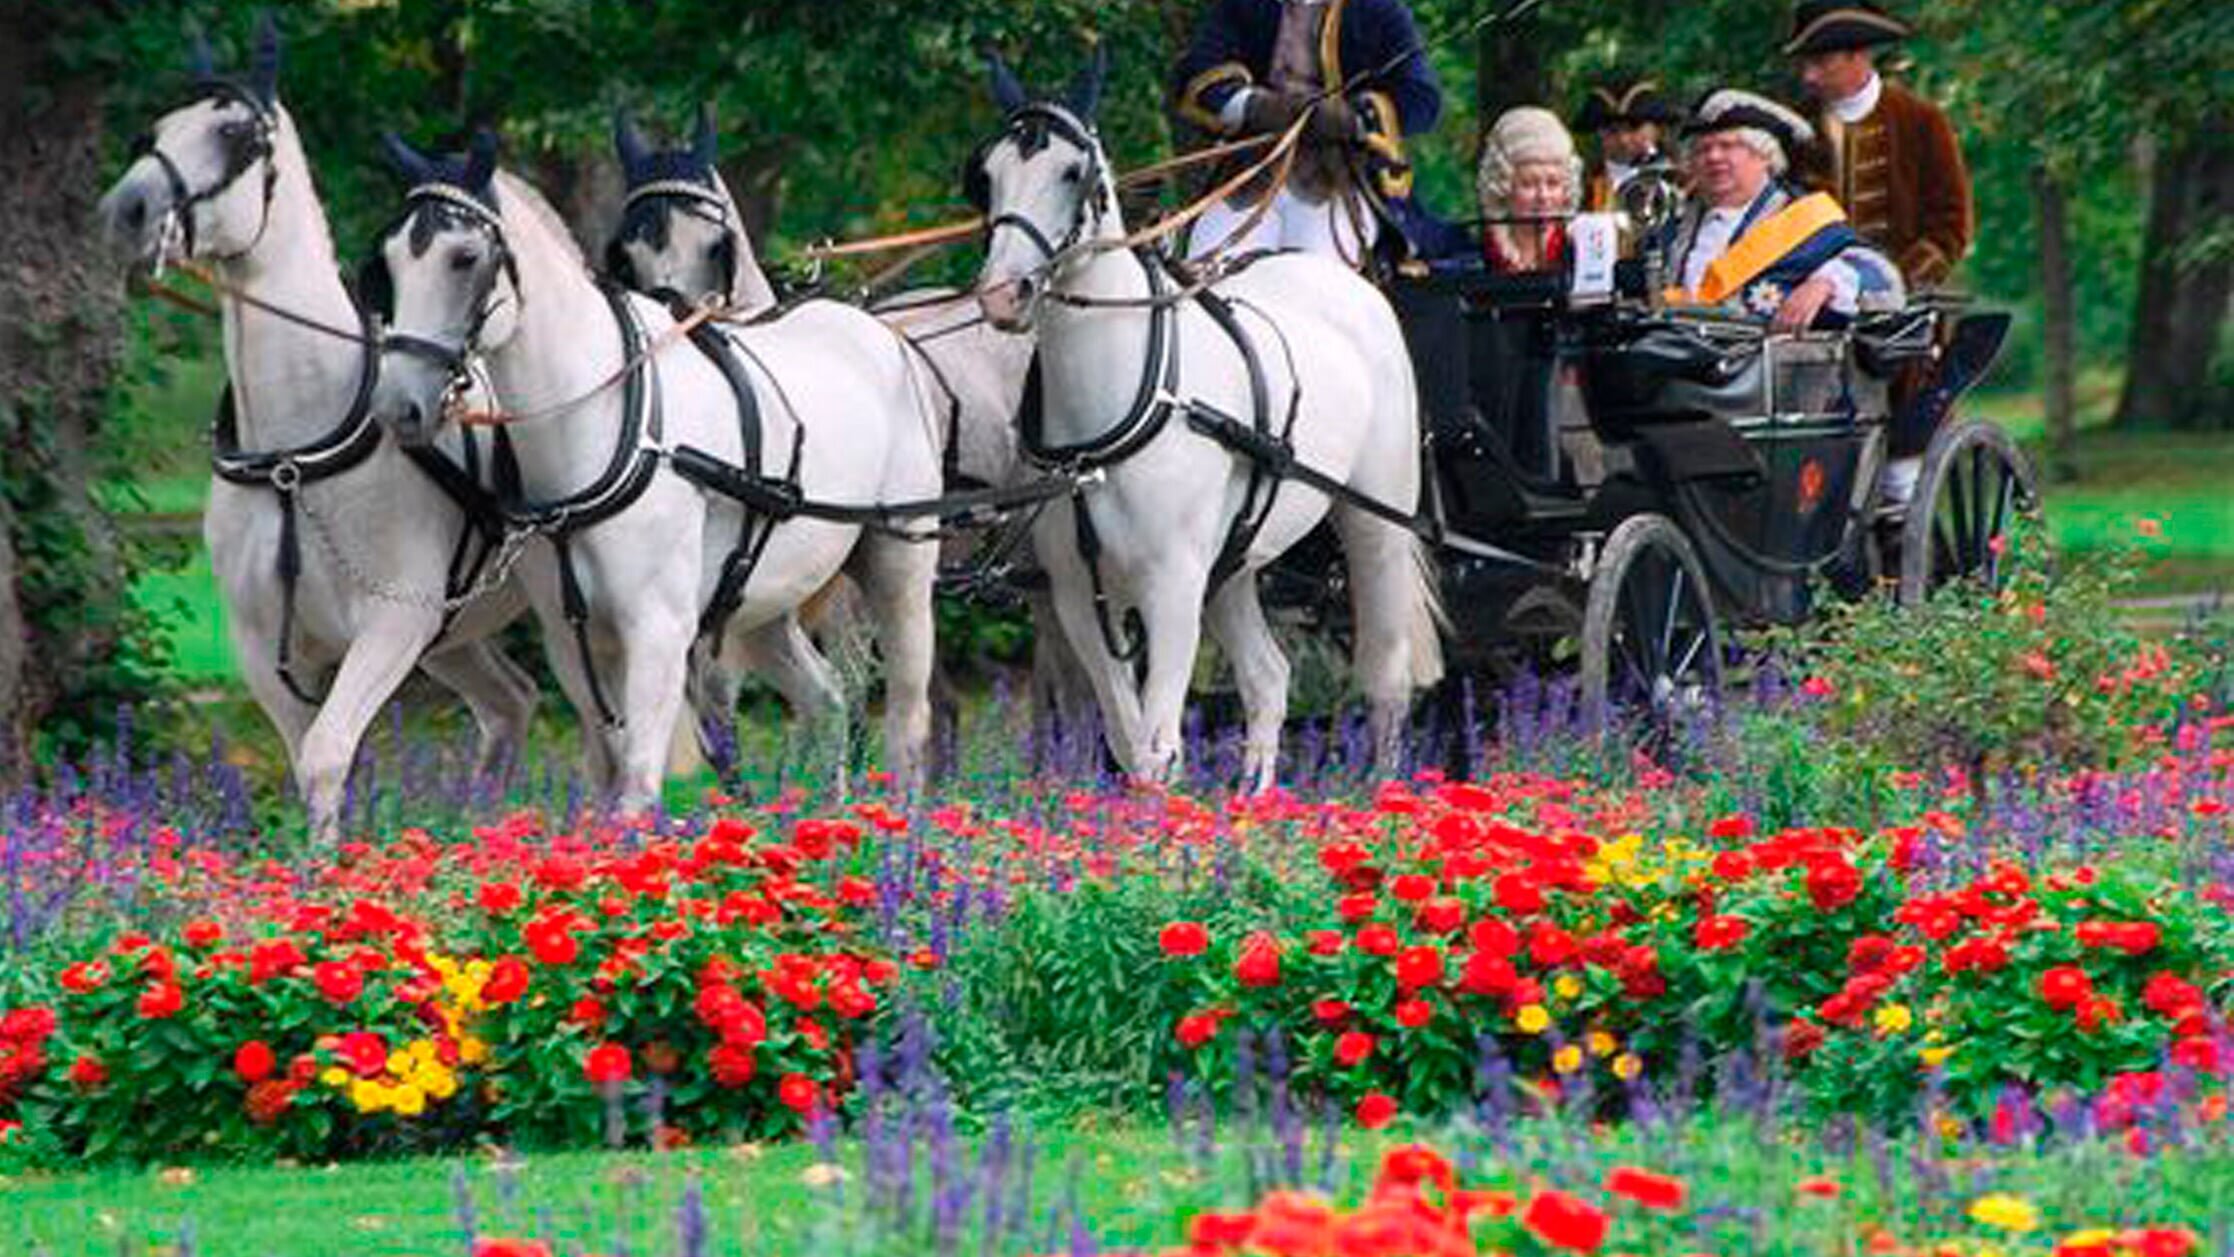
[1896, 419, 2041, 606]
[1579, 513, 1724, 733]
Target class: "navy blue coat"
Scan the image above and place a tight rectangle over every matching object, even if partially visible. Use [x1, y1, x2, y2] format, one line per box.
[1172, 0, 1442, 138]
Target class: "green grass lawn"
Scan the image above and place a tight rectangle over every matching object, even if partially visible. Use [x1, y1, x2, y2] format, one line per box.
[3, 1115, 2225, 1257]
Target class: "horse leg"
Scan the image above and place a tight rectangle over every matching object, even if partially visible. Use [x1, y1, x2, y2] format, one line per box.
[532, 611, 621, 795]
[733, 613, 848, 792]
[1204, 573, 1291, 793]
[848, 533, 939, 794]
[1334, 505, 1428, 775]
[228, 618, 319, 771]
[609, 609, 695, 819]
[1131, 563, 1211, 785]
[419, 638, 539, 778]
[1028, 588, 1099, 745]
[293, 612, 443, 847]
[1038, 513, 1149, 775]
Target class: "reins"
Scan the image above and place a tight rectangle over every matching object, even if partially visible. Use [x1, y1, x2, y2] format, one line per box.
[444, 295, 724, 427]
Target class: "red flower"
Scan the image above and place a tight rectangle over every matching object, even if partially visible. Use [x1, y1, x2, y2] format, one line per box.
[136, 981, 183, 1020]
[709, 1041, 757, 1088]
[68, 1054, 108, 1090]
[1354, 1092, 1399, 1129]
[1694, 914, 1750, 950]
[1521, 1188, 1609, 1252]
[182, 919, 224, 948]
[1393, 945, 1445, 990]
[312, 961, 363, 1006]
[777, 1072, 820, 1113]
[1234, 933, 1282, 988]
[1175, 1012, 1221, 1050]
[1460, 951, 1518, 997]
[1312, 998, 1352, 1027]
[1158, 921, 1209, 958]
[1355, 923, 1401, 956]
[1707, 814, 1755, 840]
[478, 881, 523, 916]
[1394, 997, 1434, 1029]
[234, 1040, 277, 1084]
[1804, 858, 1861, 911]
[58, 960, 109, 994]
[244, 1078, 298, 1125]
[2020, 650, 2056, 680]
[337, 1031, 387, 1078]
[2040, 965, 2093, 1011]
[1416, 897, 1466, 934]
[472, 1242, 554, 1257]
[583, 1042, 632, 1086]
[1389, 873, 1435, 903]
[1709, 850, 1753, 880]
[1604, 1166, 1686, 1210]
[1334, 1031, 1375, 1067]
[483, 956, 531, 1005]
[1493, 873, 1544, 914]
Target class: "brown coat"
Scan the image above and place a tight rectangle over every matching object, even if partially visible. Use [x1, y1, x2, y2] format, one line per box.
[1814, 79, 1972, 288]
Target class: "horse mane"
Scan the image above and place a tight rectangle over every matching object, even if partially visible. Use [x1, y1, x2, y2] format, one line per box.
[494, 169, 588, 269]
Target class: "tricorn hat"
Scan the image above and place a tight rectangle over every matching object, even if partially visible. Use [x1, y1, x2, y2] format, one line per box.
[1781, 1, 1914, 56]
[1574, 77, 1683, 131]
[1682, 88, 1815, 161]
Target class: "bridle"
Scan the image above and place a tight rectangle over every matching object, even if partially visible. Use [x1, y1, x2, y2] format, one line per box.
[131, 81, 280, 266]
[611, 176, 740, 301]
[375, 183, 521, 390]
[969, 104, 1110, 299]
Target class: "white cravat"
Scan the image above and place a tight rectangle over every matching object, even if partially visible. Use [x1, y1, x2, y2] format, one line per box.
[1829, 72, 1883, 125]
[1682, 206, 1746, 292]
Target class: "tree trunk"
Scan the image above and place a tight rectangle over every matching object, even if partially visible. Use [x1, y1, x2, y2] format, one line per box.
[2033, 163, 2079, 481]
[1475, 14, 1549, 130]
[0, 492, 22, 780]
[0, 10, 130, 752]
[2115, 128, 2234, 429]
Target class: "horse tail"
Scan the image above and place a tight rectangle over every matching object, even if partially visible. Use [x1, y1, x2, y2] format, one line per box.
[1402, 528, 1447, 691]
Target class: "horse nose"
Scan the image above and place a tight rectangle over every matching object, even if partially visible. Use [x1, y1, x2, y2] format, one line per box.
[977, 278, 1033, 332]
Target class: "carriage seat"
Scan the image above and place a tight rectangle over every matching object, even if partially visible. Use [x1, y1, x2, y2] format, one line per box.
[1849, 308, 1937, 376]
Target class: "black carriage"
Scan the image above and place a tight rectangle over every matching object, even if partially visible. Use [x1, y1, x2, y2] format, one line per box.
[1267, 227, 2038, 723]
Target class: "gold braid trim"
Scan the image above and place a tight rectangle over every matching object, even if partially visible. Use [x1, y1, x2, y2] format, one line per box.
[1177, 62, 1253, 133]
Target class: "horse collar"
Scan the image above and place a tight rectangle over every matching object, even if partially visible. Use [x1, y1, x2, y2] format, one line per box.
[1020, 250, 1180, 472]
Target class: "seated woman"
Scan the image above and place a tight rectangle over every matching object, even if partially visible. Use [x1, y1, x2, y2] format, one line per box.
[1660, 88, 1904, 330]
[1403, 106, 1581, 274]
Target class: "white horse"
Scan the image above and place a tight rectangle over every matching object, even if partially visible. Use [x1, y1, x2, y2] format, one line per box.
[969, 50, 1443, 787]
[363, 134, 942, 808]
[602, 108, 1096, 735]
[94, 20, 536, 844]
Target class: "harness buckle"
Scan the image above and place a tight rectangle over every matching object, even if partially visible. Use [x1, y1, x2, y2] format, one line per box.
[269, 459, 302, 493]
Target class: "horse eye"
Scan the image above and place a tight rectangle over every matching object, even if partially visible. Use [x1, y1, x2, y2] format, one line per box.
[1061, 164, 1084, 185]
[449, 249, 480, 273]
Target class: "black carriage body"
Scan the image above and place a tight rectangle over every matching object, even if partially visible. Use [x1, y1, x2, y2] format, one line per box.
[1378, 266, 1958, 668]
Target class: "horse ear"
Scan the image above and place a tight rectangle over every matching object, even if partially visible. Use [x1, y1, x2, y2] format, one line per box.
[380, 130, 433, 185]
[463, 129, 500, 195]
[249, 10, 281, 108]
[1066, 40, 1109, 121]
[613, 107, 649, 178]
[187, 22, 216, 80]
[692, 103, 719, 169]
[982, 46, 1027, 114]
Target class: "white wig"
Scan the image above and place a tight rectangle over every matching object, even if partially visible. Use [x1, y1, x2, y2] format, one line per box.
[1476, 106, 1582, 215]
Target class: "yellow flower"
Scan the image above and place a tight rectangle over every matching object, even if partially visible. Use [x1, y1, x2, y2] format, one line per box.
[1552, 1045, 1583, 1074]
[1553, 975, 1584, 1001]
[319, 1067, 350, 1089]
[1515, 1004, 1551, 1035]
[1967, 1194, 2037, 1233]
[2058, 1231, 2114, 1250]
[1612, 1052, 1642, 1080]
[386, 1050, 413, 1076]
[1874, 1004, 1914, 1035]
[1586, 1031, 1617, 1058]
[409, 1039, 438, 1064]
[1936, 1114, 1964, 1141]
[392, 1084, 427, 1117]
[348, 1080, 388, 1114]
[1919, 1046, 1955, 1068]
[459, 1036, 490, 1065]
[424, 1071, 459, 1101]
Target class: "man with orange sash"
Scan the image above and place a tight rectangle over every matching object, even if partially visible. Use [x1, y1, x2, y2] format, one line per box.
[1659, 89, 1904, 331]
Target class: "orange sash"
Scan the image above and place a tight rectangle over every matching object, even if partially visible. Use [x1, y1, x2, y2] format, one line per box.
[1665, 192, 1847, 307]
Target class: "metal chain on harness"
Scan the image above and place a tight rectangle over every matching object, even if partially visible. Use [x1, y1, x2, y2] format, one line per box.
[291, 480, 534, 614]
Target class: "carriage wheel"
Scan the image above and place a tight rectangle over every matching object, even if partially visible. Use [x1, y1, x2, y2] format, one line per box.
[1579, 514, 1724, 732]
[1896, 420, 2041, 607]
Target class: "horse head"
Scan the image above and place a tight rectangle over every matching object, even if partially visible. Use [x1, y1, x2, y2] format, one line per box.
[363, 129, 516, 448]
[969, 42, 1112, 333]
[98, 10, 286, 268]
[604, 103, 740, 305]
